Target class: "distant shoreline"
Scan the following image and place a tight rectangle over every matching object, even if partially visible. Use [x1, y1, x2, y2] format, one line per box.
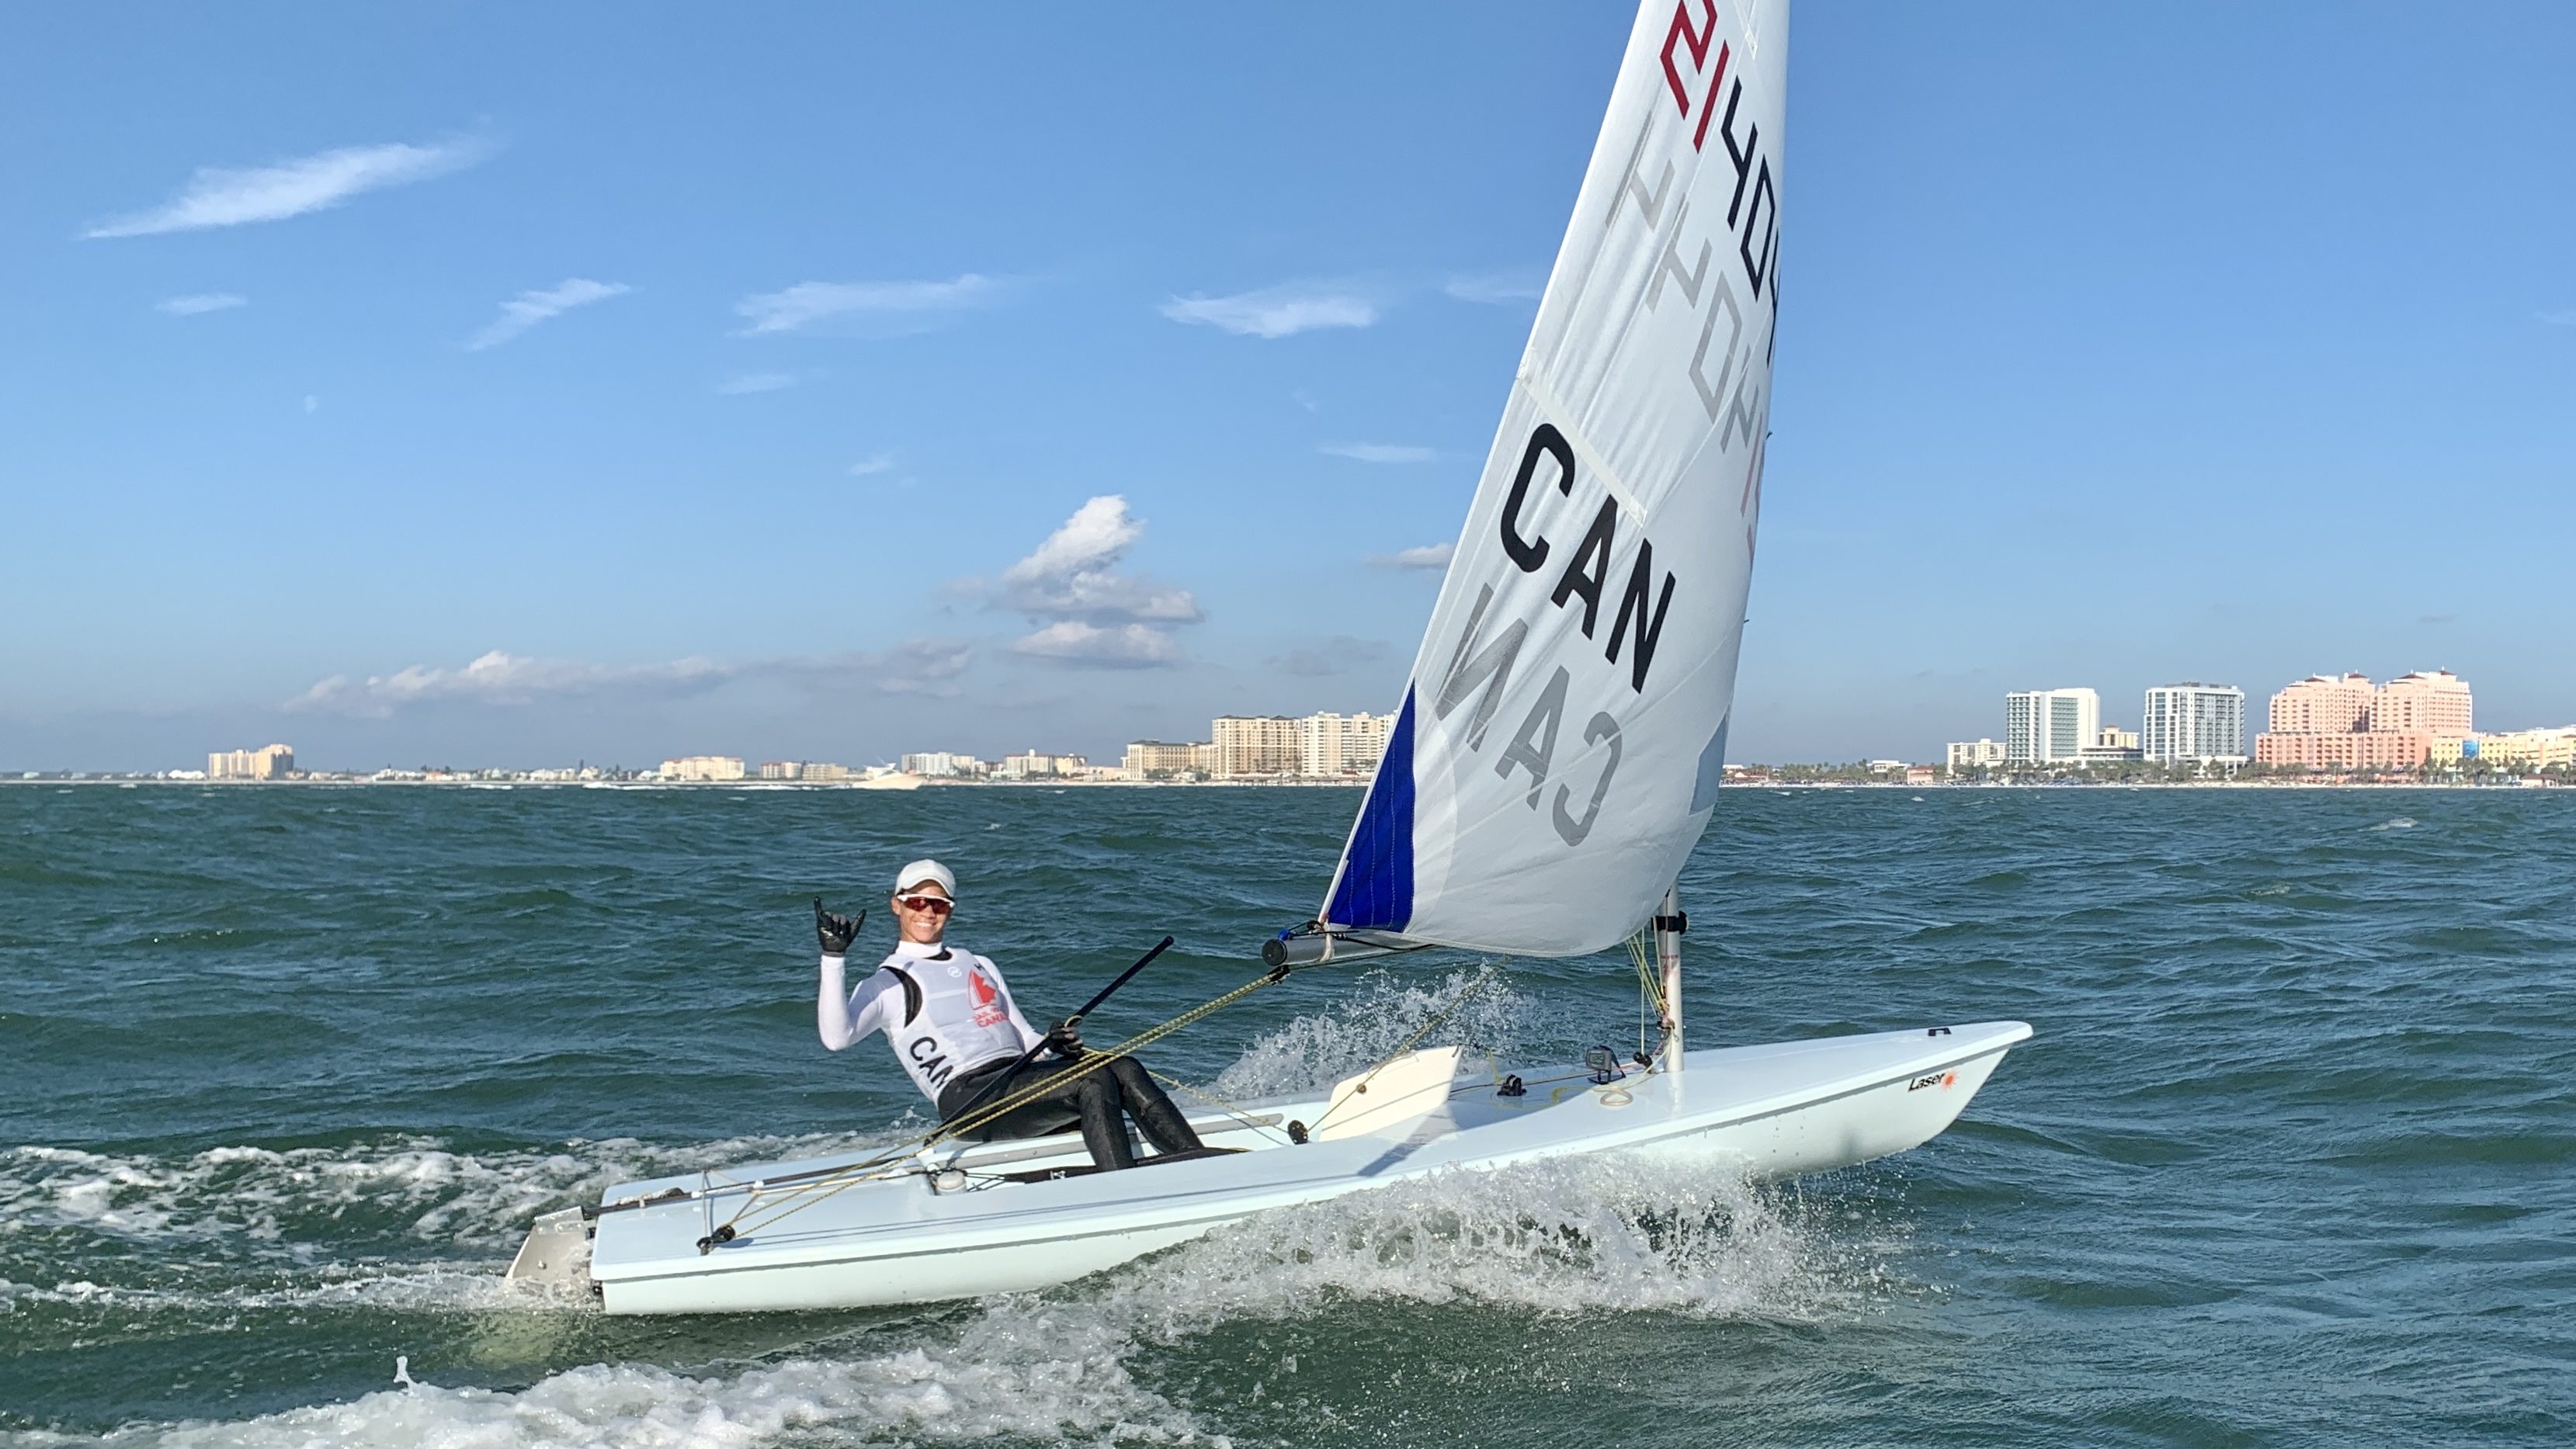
[0, 776, 2557, 792]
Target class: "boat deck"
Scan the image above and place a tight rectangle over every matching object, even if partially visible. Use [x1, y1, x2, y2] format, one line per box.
[573, 1020, 2030, 1313]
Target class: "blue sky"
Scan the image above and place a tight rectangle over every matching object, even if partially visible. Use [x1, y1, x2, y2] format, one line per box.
[3, 3, 2570, 771]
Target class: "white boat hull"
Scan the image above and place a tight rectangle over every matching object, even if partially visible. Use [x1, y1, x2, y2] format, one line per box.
[532, 1020, 2029, 1316]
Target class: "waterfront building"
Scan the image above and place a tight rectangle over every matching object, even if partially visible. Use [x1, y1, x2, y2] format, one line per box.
[2253, 670, 2472, 773]
[1946, 739, 2005, 770]
[1210, 712, 1397, 778]
[2470, 726, 2576, 772]
[2255, 730, 2432, 771]
[661, 755, 745, 782]
[1123, 740, 1216, 779]
[2269, 674, 2374, 733]
[1213, 716, 1307, 778]
[801, 763, 852, 782]
[757, 761, 802, 781]
[2079, 726, 2146, 764]
[2371, 670, 2474, 736]
[1302, 712, 1395, 777]
[995, 750, 1085, 780]
[208, 744, 294, 781]
[2141, 684, 2247, 764]
[900, 752, 984, 778]
[2005, 688, 2099, 764]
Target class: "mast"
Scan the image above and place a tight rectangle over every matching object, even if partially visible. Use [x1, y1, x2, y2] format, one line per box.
[1653, 885, 1686, 1071]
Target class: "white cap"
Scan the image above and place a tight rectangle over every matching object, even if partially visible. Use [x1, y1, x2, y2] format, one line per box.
[894, 858, 957, 898]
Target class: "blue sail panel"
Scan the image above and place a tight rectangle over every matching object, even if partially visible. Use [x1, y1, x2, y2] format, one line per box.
[1323, 688, 1416, 931]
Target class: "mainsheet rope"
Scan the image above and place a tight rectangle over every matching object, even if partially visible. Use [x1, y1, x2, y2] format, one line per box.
[708, 958, 1329, 1243]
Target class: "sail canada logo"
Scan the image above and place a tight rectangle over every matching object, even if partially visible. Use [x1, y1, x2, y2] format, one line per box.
[1421, 2, 1781, 854]
[967, 968, 1005, 1028]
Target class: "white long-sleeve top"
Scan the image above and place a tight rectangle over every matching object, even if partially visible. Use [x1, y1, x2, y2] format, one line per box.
[818, 937, 1041, 1102]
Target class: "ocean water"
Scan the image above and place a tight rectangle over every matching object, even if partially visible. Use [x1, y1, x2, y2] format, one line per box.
[1, 785, 2568, 1447]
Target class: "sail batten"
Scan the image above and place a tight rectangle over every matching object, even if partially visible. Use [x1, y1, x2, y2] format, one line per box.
[1311, 0, 1787, 959]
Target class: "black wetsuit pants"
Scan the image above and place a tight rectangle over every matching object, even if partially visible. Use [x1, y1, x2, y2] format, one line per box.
[936, 1054, 1203, 1170]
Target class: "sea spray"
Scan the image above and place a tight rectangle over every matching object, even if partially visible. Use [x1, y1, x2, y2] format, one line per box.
[31, 1155, 1878, 1449]
[1209, 968, 1542, 1099]
[0, 1131, 901, 1253]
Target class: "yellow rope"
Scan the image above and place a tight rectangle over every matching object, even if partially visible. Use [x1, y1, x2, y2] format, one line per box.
[1147, 1070, 1293, 1143]
[1627, 927, 1669, 1059]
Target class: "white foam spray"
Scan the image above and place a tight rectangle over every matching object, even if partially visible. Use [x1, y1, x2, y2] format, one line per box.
[15, 986, 1902, 1448]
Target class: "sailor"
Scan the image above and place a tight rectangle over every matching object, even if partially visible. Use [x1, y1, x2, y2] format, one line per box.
[814, 858, 1204, 1171]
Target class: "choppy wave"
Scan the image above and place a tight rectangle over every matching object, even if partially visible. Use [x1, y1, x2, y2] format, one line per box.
[0, 1132, 895, 1253]
[24, 1155, 1861, 1449]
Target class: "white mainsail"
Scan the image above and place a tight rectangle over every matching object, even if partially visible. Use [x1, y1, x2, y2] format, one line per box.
[1317, 0, 1787, 958]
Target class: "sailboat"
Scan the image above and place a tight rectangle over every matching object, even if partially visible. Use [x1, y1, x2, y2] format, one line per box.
[508, 0, 2028, 1316]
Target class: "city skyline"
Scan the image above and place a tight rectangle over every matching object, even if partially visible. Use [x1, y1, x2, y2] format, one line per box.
[43, 660, 2576, 778]
[5, 5, 2573, 772]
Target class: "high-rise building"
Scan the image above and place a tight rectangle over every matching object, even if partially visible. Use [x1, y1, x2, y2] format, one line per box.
[1210, 712, 1397, 778]
[1213, 716, 1307, 777]
[2253, 670, 2471, 772]
[901, 752, 984, 778]
[2269, 674, 2374, 734]
[2371, 670, 2473, 736]
[2141, 684, 2247, 764]
[208, 744, 295, 780]
[1301, 712, 1395, 776]
[757, 761, 803, 781]
[661, 755, 745, 782]
[2004, 688, 2099, 764]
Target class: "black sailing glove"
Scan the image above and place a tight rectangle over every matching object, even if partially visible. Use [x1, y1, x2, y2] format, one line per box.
[814, 899, 865, 957]
[1043, 1017, 1086, 1059]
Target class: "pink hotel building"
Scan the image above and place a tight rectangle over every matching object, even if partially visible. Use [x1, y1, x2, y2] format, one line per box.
[2253, 671, 2473, 769]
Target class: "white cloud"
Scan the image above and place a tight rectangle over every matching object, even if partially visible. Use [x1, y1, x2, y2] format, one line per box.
[86, 137, 491, 239]
[154, 293, 245, 316]
[289, 641, 971, 716]
[467, 278, 630, 350]
[1010, 622, 1184, 669]
[848, 452, 897, 477]
[734, 274, 998, 336]
[989, 496, 1204, 669]
[999, 494, 1202, 623]
[1444, 269, 1545, 305]
[717, 372, 797, 395]
[290, 650, 734, 718]
[1322, 442, 1436, 463]
[1368, 543, 1454, 571]
[1160, 284, 1377, 338]
[302, 394, 319, 414]
[2538, 307, 2576, 327]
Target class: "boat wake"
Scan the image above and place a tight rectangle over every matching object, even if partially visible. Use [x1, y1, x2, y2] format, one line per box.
[16, 1153, 1900, 1448]
[0, 1131, 908, 1255]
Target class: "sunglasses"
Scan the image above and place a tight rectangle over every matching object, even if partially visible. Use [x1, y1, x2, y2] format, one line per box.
[896, 894, 953, 915]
